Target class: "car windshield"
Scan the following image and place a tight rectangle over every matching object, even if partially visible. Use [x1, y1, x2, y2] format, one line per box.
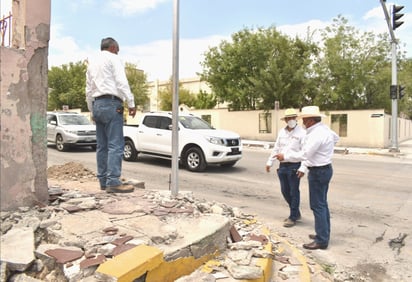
[179, 116, 213, 130]
[59, 115, 91, 125]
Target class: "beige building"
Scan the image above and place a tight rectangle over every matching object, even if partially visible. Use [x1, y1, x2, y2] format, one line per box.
[127, 106, 412, 149]
[144, 78, 411, 148]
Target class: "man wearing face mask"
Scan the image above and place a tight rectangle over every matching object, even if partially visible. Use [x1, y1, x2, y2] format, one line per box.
[275, 106, 339, 250]
[266, 108, 306, 227]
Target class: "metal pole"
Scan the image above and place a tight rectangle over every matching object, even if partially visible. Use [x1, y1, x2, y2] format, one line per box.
[390, 41, 399, 152]
[379, 0, 399, 152]
[171, 0, 180, 196]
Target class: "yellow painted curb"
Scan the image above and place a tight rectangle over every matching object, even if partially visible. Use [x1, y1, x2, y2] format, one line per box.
[270, 232, 311, 282]
[147, 252, 218, 282]
[96, 245, 163, 282]
[239, 227, 273, 282]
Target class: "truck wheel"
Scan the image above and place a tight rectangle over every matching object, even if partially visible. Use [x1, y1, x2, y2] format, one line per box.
[185, 147, 206, 172]
[123, 139, 138, 161]
[55, 134, 67, 152]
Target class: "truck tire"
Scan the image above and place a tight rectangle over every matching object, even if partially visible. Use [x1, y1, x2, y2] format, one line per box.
[185, 147, 206, 172]
[123, 139, 138, 161]
[55, 134, 68, 152]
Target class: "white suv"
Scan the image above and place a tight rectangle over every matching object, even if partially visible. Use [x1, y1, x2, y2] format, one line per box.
[47, 112, 96, 151]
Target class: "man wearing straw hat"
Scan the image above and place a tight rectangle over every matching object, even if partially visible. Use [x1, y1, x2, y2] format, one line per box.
[276, 106, 339, 250]
[266, 108, 306, 228]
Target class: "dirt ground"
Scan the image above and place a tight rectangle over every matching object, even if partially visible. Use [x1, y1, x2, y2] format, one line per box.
[47, 162, 103, 193]
[47, 162, 96, 180]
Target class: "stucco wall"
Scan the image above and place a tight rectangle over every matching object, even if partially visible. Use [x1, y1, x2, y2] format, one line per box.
[0, 0, 51, 211]
[177, 108, 412, 148]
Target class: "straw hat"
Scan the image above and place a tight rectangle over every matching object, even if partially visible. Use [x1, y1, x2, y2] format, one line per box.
[298, 106, 326, 118]
[280, 108, 298, 120]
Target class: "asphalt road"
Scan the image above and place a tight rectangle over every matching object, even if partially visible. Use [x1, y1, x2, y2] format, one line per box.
[47, 145, 412, 281]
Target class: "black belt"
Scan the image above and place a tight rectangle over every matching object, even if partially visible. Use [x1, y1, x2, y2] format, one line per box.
[308, 164, 331, 170]
[280, 162, 300, 166]
[94, 95, 122, 103]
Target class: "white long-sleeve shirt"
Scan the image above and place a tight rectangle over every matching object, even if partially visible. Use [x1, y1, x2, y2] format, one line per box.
[284, 122, 339, 174]
[266, 125, 306, 167]
[86, 50, 135, 112]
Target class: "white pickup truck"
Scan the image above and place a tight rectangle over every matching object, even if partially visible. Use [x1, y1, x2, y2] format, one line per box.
[123, 112, 242, 172]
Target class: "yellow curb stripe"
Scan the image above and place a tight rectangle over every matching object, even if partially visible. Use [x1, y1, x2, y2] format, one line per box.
[271, 232, 311, 282]
[96, 245, 163, 282]
[241, 227, 273, 282]
[147, 252, 217, 282]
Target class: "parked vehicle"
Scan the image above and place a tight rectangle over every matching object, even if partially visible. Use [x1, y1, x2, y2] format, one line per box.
[123, 112, 242, 172]
[47, 112, 96, 151]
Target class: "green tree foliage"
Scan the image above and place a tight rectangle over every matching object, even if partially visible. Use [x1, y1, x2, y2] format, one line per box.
[158, 79, 197, 111]
[200, 27, 318, 110]
[199, 16, 411, 115]
[47, 61, 149, 112]
[48, 61, 87, 111]
[398, 58, 412, 118]
[313, 16, 392, 111]
[125, 63, 149, 110]
[194, 90, 217, 109]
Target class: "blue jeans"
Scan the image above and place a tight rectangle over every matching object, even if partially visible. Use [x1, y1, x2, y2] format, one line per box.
[92, 97, 124, 188]
[308, 165, 333, 246]
[277, 163, 301, 221]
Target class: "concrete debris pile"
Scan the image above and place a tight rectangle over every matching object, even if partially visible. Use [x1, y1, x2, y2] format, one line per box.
[0, 183, 277, 282]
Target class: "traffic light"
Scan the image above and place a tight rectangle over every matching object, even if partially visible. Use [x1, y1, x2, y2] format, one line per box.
[390, 85, 398, 99]
[399, 85, 405, 99]
[392, 5, 405, 30]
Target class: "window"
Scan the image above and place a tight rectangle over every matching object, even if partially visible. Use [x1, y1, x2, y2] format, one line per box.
[201, 115, 212, 125]
[331, 114, 347, 137]
[159, 117, 171, 130]
[259, 113, 272, 133]
[143, 116, 158, 128]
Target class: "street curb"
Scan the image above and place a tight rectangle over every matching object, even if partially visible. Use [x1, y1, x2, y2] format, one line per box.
[270, 232, 312, 281]
[242, 227, 273, 282]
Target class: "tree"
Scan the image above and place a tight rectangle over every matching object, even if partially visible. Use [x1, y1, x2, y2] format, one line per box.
[48, 61, 149, 112]
[194, 90, 217, 109]
[48, 61, 87, 111]
[313, 16, 392, 111]
[158, 79, 196, 111]
[398, 58, 412, 118]
[200, 27, 318, 110]
[125, 63, 149, 110]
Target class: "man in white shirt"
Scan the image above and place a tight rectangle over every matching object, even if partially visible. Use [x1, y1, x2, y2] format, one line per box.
[266, 109, 306, 227]
[86, 37, 136, 193]
[276, 106, 339, 250]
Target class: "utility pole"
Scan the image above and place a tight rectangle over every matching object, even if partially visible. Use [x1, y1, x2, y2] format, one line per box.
[379, 0, 405, 152]
[171, 0, 180, 196]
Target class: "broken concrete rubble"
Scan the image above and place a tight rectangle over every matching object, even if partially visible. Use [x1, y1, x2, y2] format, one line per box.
[0, 184, 275, 281]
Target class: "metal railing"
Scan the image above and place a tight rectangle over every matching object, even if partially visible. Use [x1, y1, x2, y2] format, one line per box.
[1, 12, 12, 47]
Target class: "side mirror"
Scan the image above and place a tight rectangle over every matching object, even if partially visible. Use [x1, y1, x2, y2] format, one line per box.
[50, 120, 57, 125]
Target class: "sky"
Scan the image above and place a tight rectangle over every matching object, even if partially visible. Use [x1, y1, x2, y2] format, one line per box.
[1, 0, 411, 81]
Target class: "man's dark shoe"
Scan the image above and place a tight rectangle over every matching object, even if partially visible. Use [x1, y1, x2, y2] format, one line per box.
[308, 234, 316, 240]
[283, 218, 296, 227]
[106, 184, 134, 193]
[303, 241, 328, 250]
[100, 186, 106, 191]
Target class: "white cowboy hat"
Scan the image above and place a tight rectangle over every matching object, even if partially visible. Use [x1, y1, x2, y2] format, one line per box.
[298, 106, 326, 118]
[280, 108, 298, 120]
